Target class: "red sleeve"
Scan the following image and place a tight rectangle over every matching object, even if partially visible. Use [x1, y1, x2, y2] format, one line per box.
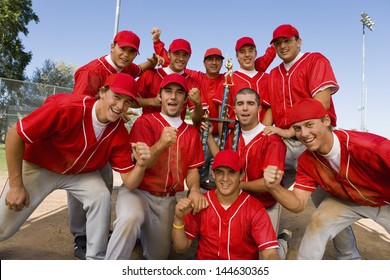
[184, 212, 200, 240]
[122, 63, 142, 78]
[251, 201, 278, 251]
[136, 70, 153, 98]
[255, 45, 276, 72]
[294, 153, 318, 192]
[261, 135, 286, 170]
[128, 115, 157, 147]
[73, 70, 102, 97]
[17, 95, 62, 143]
[153, 39, 170, 67]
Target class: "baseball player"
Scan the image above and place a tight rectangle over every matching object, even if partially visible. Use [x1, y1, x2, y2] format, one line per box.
[205, 88, 290, 259]
[172, 150, 280, 260]
[264, 98, 390, 259]
[213, 36, 272, 137]
[258, 24, 360, 260]
[69, 29, 162, 259]
[135, 38, 207, 126]
[73, 30, 161, 97]
[0, 73, 151, 260]
[105, 74, 208, 260]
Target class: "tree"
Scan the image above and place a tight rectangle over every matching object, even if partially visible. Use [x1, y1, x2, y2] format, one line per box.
[0, 0, 39, 80]
[31, 59, 76, 88]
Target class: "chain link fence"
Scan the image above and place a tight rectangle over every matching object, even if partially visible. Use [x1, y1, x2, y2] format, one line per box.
[0, 77, 73, 143]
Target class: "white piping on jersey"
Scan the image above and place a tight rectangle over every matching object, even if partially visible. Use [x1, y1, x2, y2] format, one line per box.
[151, 114, 190, 192]
[313, 130, 377, 205]
[233, 71, 266, 92]
[98, 57, 115, 75]
[18, 121, 33, 143]
[62, 96, 89, 174]
[242, 137, 262, 181]
[62, 96, 123, 174]
[208, 192, 251, 260]
[76, 120, 122, 174]
[226, 195, 250, 260]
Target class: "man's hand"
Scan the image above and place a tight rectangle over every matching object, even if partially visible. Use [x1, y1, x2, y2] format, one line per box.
[151, 27, 161, 42]
[188, 88, 201, 106]
[175, 197, 193, 219]
[122, 109, 139, 123]
[263, 126, 295, 139]
[263, 165, 284, 190]
[5, 184, 30, 212]
[188, 189, 209, 214]
[147, 53, 165, 68]
[131, 142, 151, 168]
[159, 126, 177, 148]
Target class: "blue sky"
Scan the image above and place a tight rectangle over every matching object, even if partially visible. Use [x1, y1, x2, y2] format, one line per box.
[23, 0, 390, 138]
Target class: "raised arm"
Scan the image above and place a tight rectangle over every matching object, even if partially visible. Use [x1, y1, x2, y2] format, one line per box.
[120, 142, 150, 190]
[172, 197, 194, 253]
[263, 165, 312, 213]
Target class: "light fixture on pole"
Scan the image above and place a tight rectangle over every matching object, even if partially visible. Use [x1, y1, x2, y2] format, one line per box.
[114, 0, 121, 37]
[359, 12, 374, 132]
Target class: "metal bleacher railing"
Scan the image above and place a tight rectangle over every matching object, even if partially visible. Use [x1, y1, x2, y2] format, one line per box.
[0, 77, 73, 144]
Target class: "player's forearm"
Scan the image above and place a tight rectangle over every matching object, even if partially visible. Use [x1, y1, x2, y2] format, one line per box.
[5, 126, 25, 188]
[146, 140, 168, 168]
[262, 108, 273, 126]
[135, 96, 160, 108]
[268, 186, 306, 213]
[190, 105, 204, 126]
[138, 60, 156, 73]
[121, 164, 147, 190]
[207, 134, 220, 158]
[239, 178, 267, 193]
[186, 169, 201, 193]
[172, 215, 192, 253]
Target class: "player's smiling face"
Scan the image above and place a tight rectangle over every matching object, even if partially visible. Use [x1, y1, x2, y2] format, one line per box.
[110, 43, 138, 69]
[159, 83, 187, 117]
[96, 89, 132, 123]
[273, 36, 301, 63]
[212, 167, 242, 201]
[204, 55, 223, 77]
[168, 50, 190, 72]
[236, 45, 257, 71]
[292, 116, 333, 154]
[234, 93, 260, 130]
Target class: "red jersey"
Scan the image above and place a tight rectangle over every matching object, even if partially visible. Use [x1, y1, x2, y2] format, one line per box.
[295, 130, 390, 206]
[17, 94, 134, 174]
[214, 71, 269, 123]
[136, 68, 207, 120]
[73, 56, 142, 97]
[129, 113, 204, 193]
[184, 190, 278, 260]
[263, 52, 339, 129]
[226, 130, 286, 208]
[186, 70, 225, 135]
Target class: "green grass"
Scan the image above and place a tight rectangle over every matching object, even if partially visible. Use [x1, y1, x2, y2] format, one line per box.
[0, 144, 7, 172]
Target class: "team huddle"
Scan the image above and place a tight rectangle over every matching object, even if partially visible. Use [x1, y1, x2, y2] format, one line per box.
[0, 24, 389, 260]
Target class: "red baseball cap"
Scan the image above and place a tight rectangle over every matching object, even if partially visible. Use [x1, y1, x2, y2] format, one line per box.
[159, 74, 188, 92]
[204, 48, 224, 60]
[169, 38, 192, 54]
[103, 73, 138, 100]
[212, 150, 241, 172]
[289, 98, 328, 125]
[235, 37, 256, 51]
[113, 30, 140, 53]
[270, 24, 300, 44]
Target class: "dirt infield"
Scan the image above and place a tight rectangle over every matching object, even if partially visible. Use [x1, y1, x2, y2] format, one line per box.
[0, 172, 389, 260]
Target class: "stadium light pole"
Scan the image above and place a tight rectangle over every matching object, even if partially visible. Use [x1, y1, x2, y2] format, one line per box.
[359, 12, 374, 132]
[114, 0, 121, 37]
